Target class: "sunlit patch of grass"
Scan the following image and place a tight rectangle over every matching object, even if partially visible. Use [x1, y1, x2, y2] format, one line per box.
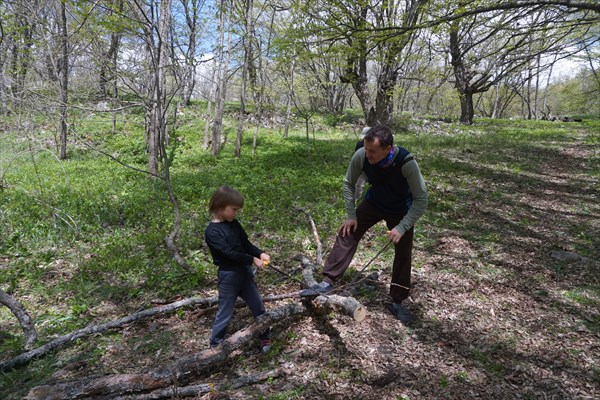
[562, 286, 600, 307]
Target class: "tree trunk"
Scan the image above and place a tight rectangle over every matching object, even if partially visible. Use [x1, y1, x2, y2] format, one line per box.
[542, 54, 558, 116]
[0, 55, 6, 115]
[458, 91, 474, 125]
[284, 58, 295, 139]
[146, 0, 172, 176]
[373, 66, 398, 125]
[0, 295, 219, 372]
[235, 0, 254, 158]
[181, 0, 199, 106]
[314, 294, 367, 322]
[534, 53, 541, 120]
[212, 0, 232, 157]
[59, 0, 68, 160]
[9, 18, 34, 110]
[99, 0, 123, 101]
[450, 27, 475, 125]
[491, 84, 500, 119]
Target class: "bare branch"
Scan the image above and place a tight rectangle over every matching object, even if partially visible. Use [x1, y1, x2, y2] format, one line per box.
[0, 289, 37, 351]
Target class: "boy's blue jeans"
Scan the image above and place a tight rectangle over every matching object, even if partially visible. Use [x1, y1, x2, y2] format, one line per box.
[210, 265, 270, 346]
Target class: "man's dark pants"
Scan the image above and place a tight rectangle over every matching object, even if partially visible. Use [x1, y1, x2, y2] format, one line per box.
[322, 200, 414, 303]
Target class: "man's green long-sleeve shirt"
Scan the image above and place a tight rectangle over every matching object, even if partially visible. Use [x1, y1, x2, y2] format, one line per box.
[342, 146, 428, 235]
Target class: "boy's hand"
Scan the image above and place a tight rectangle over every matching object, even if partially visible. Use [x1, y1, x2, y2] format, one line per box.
[253, 257, 264, 269]
[260, 253, 271, 264]
[254, 253, 270, 272]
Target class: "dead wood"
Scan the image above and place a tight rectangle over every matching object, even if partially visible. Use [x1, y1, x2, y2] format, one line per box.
[294, 206, 323, 264]
[297, 255, 320, 288]
[0, 295, 219, 372]
[24, 303, 306, 400]
[0, 287, 305, 372]
[314, 294, 367, 322]
[110, 368, 286, 399]
[14, 250, 365, 398]
[0, 289, 37, 350]
[296, 255, 368, 321]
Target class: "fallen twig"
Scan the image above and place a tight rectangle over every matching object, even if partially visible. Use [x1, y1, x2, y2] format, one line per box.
[294, 206, 323, 264]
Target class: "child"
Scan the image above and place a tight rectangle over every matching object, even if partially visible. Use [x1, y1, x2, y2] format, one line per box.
[205, 185, 271, 353]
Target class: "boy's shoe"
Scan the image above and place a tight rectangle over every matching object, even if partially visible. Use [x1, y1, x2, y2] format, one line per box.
[260, 339, 272, 353]
[387, 302, 413, 325]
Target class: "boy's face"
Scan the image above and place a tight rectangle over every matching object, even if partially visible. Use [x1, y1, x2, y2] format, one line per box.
[220, 205, 241, 221]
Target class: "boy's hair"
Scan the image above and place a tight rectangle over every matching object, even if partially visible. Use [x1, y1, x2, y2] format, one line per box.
[209, 186, 244, 213]
[364, 124, 394, 148]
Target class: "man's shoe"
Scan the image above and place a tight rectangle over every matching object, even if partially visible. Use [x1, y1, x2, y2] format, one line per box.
[313, 281, 333, 294]
[387, 303, 413, 325]
[300, 281, 333, 297]
[312, 281, 333, 294]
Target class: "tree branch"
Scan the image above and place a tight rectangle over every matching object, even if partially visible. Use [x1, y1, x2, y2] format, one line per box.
[0, 289, 37, 351]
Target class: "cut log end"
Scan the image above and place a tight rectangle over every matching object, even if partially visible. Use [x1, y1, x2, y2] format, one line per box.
[315, 294, 367, 322]
[352, 306, 367, 322]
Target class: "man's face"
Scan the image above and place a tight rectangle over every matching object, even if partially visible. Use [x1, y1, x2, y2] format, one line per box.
[364, 138, 392, 164]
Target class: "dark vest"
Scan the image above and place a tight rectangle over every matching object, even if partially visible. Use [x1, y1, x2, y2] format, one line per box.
[363, 146, 413, 215]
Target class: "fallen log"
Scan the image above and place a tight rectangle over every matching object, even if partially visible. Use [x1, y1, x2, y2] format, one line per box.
[314, 294, 367, 322]
[111, 368, 286, 400]
[298, 255, 320, 288]
[25, 303, 306, 400]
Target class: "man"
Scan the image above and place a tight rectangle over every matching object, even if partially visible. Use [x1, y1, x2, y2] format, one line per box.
[311, 124, 428, 324]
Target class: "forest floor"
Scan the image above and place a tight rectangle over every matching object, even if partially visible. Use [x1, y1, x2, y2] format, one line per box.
[1, 121, 599, 399]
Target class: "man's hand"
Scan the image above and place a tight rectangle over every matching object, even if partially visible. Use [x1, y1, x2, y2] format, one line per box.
[339, 218, 358, 237]
[387, 228, 403, 244]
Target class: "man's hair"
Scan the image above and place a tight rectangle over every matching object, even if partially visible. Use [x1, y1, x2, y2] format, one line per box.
[209, 185, 244, 213]
[364, 124, 394, 148]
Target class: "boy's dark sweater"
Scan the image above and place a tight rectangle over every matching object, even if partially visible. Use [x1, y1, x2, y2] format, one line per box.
[205, 219, 263, 270]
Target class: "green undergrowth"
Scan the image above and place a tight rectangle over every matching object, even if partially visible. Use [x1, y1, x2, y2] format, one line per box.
[0, 110, 599, 398]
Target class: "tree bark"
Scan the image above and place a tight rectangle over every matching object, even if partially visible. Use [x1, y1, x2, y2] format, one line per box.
[180, 0, 200, 106]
